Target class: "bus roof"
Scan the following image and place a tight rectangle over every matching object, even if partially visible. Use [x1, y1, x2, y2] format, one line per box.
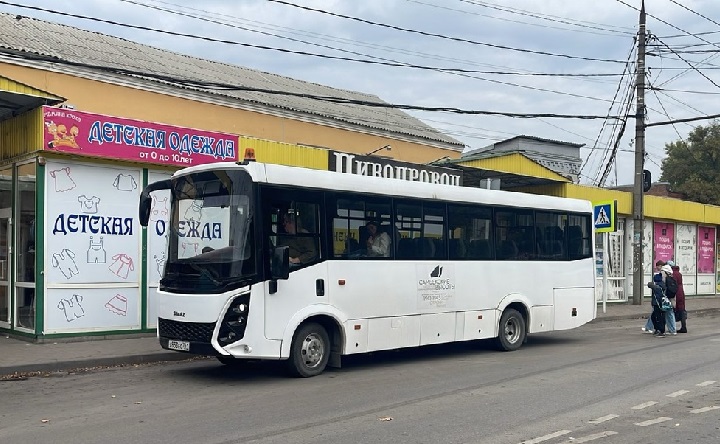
[173, 161, 592, 213]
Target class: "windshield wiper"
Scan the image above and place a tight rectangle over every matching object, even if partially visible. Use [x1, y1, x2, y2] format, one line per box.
[185, 262, 223, 287]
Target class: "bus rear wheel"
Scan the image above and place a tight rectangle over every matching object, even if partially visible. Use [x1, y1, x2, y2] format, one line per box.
[288, 322, 330, 377]
[494, 308, 526, 351]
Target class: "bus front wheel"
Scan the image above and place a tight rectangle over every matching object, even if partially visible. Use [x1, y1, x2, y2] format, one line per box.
[288, 322, 330, 377]
[494, 308, 526, 351]
[217, 355, 242, 366]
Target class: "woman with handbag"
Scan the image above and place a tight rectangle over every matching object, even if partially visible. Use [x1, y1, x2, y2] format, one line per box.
[667, 260, 687, 333]
[647, 272, 667, 337]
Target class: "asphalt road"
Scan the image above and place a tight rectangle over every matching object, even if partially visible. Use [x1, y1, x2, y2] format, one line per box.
[1, 315, 718, 444]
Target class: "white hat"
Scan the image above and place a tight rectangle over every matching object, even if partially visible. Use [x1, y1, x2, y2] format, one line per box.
[661, 264, 673, 275]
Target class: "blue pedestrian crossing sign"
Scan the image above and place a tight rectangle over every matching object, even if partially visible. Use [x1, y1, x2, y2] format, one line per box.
[593, 200, 617, 233]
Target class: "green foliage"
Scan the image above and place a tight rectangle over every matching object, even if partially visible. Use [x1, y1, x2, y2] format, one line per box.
[659, 122, 720, 205]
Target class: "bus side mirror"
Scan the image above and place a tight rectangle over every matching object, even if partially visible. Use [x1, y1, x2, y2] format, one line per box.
[139, 194, 152, 227]
[271, 246, 290, 280]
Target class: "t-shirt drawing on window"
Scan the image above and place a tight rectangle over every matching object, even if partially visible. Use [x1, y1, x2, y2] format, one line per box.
[52, 249, 79, 279]
[108, 253, 134, 279]
[57, 294, 85, 322]
[113, 173, 138, 192]
[184, 200, 203, 221]
[87, 236, 106, 264]
[49, 167, 76, 192]
[78, 195, 101, 214]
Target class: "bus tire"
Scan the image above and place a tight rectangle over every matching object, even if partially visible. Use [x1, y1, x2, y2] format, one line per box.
[494, 308, 526, 351]
[288, 322, 330, 377]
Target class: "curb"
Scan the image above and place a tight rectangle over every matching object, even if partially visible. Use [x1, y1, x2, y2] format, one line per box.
[590, 307, 720, 324]
[0, 352, 202, 377]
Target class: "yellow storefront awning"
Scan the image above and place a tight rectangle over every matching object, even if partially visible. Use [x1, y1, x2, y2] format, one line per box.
[0, 75, 64, 121]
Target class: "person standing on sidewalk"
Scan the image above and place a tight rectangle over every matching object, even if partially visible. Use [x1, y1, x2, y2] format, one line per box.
[667, 260, 687, 333]
[643, 260, 665, 333]
[647, 271, 667, 337]
[660, 264, 677, 335]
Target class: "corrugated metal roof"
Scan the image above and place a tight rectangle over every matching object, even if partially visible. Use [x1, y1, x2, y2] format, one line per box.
[0, 13, 464, 150]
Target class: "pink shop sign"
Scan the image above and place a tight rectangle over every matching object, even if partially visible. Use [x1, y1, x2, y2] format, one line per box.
[698, 226, 715, 274]
[42, 106, 237, 166]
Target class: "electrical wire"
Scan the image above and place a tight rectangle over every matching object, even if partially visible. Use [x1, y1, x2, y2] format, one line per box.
[267, 0, 628, 63]
[2, 1, 623, 103]
[406, 0, 634, 38]
[0, 50, 623, 120]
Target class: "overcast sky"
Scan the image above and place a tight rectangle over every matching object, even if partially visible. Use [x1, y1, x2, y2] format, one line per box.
[2, 0, 720, 187]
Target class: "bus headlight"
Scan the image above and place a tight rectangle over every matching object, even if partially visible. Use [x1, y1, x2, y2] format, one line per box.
[218, 295, 250, 347]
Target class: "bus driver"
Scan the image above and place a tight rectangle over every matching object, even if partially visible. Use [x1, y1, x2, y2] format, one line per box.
[279, 213, 317, 265]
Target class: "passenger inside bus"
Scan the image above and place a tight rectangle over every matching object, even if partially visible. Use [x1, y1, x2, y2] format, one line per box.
[278, 213, 318, 265]
[365, 220, 391, 257]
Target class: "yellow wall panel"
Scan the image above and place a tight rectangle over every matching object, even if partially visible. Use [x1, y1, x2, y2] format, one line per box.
[239, 137, 328, 170]
[645, 195, 705, 223]
[0, 63, 461, 165]
[0, 108, 44, 161]
[457, 153, 568, 181]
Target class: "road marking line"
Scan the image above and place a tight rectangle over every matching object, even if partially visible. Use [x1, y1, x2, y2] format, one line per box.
[632, 401, 657, 410]
[520, 430, 571, 444]
[559, 431, 618, 443]
[588, 414, 619, 424]
[696, 381, 716, 387]
[635, 417, 672, 426]
[666, 390, 690, 398]
[690, 406, 720, 414]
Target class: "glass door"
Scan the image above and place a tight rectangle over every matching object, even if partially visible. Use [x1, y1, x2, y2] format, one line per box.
[0, 209, 10, 328]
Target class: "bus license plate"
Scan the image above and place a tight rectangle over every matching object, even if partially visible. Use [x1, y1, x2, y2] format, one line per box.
[168, 340, 190, 352]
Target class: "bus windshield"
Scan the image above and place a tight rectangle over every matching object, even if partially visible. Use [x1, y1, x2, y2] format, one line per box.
[161, 169, 256, 294]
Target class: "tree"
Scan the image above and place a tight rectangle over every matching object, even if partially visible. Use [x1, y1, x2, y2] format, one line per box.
[659, 121, 720, 205]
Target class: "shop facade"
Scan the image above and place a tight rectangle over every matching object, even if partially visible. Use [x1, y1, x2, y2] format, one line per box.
[1, 106, 238, 338]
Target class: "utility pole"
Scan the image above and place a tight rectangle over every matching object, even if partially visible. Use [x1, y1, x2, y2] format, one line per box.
[632, 0, 646, 305]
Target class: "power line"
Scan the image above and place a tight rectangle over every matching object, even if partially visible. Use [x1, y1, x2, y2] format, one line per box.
[579, 41, 637, 182]
[1, 1, 622, 103]
[615, 0, 720, 89]
[456, 0, 636, 35]
[408, 0, 634, 37]
[121, 0, 627, 78]
[666, 0, 720, 29]
[646, 113, 720, 127]
[0, 50, 623, 121]
[267, 0, 628, 63]
[650, 35, 720, 90]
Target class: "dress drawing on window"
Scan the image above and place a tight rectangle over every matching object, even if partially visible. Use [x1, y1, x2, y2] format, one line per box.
[105, 294, 128, 316]
[87, 236, 106, 263]
[78, 195, 101, 214]
[113, 174, 138, 192]
[49, 167, 76, 192]
[57, 294, 85, 322]
[108, 253, 134, 279]
[52, 249, 79, 279]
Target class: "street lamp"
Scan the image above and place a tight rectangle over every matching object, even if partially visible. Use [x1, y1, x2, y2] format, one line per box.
[366, 145, 391, 156]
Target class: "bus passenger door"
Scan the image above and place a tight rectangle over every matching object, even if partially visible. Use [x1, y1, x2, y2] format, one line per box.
[262, 192, 328, 340]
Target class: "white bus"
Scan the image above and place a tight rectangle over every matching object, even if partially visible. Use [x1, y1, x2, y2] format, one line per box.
[139, 157, 596, 377]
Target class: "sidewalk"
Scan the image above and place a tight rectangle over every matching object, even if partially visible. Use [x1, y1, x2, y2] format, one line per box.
[2, 297, 719, 377]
